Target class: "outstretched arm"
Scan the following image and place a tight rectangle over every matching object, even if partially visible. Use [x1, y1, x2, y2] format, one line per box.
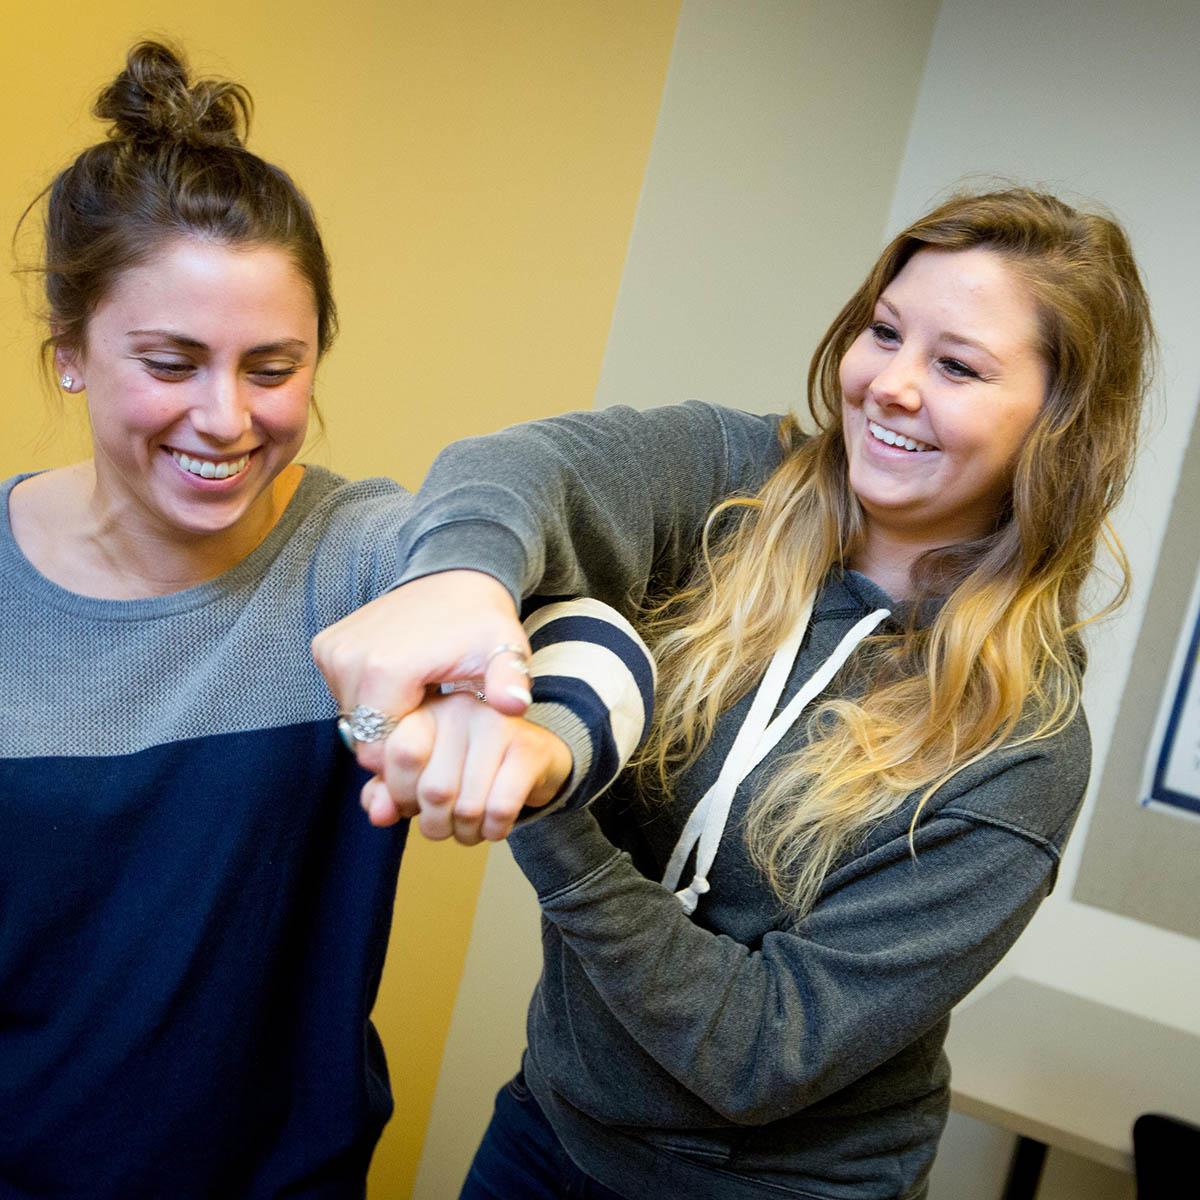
[312, 402, 783, 763]
[393, 402, 785, 615]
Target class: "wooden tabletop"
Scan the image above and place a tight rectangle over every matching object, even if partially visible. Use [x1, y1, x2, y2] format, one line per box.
[945, 977, 1200, 1173]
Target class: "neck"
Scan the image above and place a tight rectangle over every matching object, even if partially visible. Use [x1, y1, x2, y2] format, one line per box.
[11, 462, 302, 600]
[90, 465, 303, 598]
[82, 514, 265, 598]
[849, 524, 941, 601]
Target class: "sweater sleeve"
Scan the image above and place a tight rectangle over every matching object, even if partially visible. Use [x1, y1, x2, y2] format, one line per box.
[506, 749, 1079, 1126]
[393, 402, 786, 617]
[519, 599, 656, 819]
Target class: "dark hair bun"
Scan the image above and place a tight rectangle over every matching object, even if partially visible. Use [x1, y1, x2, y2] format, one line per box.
[93, 40, 251, 150]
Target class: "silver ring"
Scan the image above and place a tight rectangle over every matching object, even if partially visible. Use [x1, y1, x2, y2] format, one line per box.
[438, 680, 487, 702]
[485, 642, 531, 675]
[337, 704, 399, 752]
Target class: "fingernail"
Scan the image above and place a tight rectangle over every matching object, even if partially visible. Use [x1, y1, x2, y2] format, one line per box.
[506, 685, 532, 706]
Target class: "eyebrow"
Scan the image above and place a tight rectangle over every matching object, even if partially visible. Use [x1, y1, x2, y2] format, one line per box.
[875, 298, 1000, 364]
[126, 329, 310, 355]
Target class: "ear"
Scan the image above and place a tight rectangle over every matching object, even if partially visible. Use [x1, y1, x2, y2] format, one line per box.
[54, 344, 84, 393]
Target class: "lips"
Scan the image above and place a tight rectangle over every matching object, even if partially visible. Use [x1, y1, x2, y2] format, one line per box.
[867, 420, 934, 453]
[169, 449, 253, 480]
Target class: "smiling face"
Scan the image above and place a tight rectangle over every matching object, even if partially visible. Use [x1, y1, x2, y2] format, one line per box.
[60, 238, 319, 563]
[839, 247, 1048, 561]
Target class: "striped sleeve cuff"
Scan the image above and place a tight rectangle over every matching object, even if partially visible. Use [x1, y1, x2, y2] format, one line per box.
[519, 598, 656, 820]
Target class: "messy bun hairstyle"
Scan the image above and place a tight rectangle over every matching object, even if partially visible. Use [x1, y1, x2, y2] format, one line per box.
[94, 39, 251, 151]
[27, 40, 337, 373]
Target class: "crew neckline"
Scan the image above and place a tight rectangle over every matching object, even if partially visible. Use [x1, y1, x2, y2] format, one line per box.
[0, 465, 339, 622]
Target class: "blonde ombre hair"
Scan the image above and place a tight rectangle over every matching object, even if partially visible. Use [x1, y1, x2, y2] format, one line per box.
[638, 189, 1153, 915]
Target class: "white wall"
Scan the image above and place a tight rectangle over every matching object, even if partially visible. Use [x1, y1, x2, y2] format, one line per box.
[596, 0, 940, 415]
[894, 2, 1200, 1197]
[892, 0, 1200, 1064]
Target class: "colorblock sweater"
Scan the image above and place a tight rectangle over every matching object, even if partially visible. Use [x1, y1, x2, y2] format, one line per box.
[0, 466, 653, 1200]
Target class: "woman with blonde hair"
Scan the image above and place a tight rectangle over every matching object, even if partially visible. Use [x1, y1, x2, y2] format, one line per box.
[315, 188, 1154, 1198]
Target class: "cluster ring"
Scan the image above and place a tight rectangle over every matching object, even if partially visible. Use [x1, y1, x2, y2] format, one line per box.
[337, 704, 400, 752]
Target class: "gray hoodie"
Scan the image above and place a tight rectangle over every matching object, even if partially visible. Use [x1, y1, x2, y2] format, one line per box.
[396, 402, 1090, 1200]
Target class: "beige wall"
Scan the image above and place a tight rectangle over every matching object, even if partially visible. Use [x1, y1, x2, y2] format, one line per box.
[1, 4, 680, 1195]
[596, 0, 942, 417]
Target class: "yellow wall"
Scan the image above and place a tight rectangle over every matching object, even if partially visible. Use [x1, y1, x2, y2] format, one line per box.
[1, 3, 680, 1194]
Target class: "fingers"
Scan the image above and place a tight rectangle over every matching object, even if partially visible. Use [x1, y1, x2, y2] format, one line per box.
[361, 708, 438, 827]
[448, 721, 507, 846]
[444, 718, 574, 845]
[313, 589, 431, 719]
[478, 738, 557, 841]
[360, 694, 574, 845]
[312, 570, 526, 770]
[411, 700, 473, 842]
[361, 775, 411, 827]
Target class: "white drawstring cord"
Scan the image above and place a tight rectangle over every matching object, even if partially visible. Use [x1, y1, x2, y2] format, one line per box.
[663, 603, 890, 916]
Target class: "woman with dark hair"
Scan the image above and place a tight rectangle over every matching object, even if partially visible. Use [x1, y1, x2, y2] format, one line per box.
[316, 188, 1154, 1198]
[1, 42, 653, 1198]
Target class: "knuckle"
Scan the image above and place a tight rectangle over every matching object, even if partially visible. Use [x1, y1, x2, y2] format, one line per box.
[386, 736, 428, 772]
[487, 790, 523, 819]
[453, 794, 485, 820]
[371, 804, 401, 828]
[358, 659, 402, 694]
[326, 642, 358, 675]
[452, 819, 483, 846]
[418, 778, 455, 807]
[483, 820, 514, 842]
[356, 744, 385, 775]
[418, 810, 451, 841]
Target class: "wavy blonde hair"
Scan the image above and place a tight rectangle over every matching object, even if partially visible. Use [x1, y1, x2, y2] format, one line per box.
[637, 189, 1154, 915]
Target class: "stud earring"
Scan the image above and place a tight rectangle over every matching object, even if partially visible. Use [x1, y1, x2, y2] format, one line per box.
[60, 374, 74, 390]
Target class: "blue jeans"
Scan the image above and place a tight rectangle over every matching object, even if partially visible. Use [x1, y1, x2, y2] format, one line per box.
[460, 1071, 629, 1199]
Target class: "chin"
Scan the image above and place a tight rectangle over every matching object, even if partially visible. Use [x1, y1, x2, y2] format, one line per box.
[154, 495, 262, 541]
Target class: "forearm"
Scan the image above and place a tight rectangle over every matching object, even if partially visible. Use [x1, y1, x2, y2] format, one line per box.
[510, 806, 1054, 1125]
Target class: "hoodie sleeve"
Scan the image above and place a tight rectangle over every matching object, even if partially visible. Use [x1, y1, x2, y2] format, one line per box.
[393, 401, 786, 616]
[507, 739, 1087, 1125]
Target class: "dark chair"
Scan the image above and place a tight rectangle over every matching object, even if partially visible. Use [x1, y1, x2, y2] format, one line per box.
[1133, 1113, 1200, 1199]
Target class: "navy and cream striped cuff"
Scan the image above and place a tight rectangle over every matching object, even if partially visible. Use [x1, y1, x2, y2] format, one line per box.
[523, 598, 656, 818]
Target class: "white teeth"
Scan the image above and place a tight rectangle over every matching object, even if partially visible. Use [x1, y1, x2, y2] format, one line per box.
[171, 450, 251, 479]
[867, 421, 931, 453]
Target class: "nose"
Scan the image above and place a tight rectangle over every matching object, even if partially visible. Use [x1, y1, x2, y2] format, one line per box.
[189, 371, 253, 443]
[866, 350, 922, 413]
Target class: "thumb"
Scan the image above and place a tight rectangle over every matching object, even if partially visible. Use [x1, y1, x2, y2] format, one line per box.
[483, 642, 533, 716]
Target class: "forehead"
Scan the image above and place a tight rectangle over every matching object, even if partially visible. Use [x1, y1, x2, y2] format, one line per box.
[93, 238, 318, 339]
[882, 247, 1041, 351]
